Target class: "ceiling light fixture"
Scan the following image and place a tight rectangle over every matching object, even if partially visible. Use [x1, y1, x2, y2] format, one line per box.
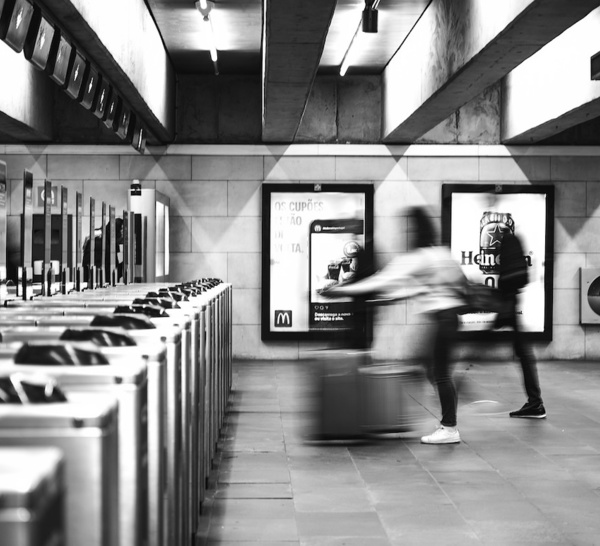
[195, 0, 219, 75]
[340, 0, 380, 77]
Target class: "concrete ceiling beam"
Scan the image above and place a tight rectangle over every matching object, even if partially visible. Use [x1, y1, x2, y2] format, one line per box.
[39, 0, 176, 143]
[0, 47, 54, 142]
[382, 0, 600, 143]
[502, 7, 600, 144]
[262, 0, 338, 143]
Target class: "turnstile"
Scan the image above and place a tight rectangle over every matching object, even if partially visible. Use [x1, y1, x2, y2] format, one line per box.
[0, 327, 169, 546]
[0, 278, 233, 546]
[0, 390, 119, 546]
[0, 310, 185, 546]
[0, 344, 148, 546]
[0, 447, 66, 546]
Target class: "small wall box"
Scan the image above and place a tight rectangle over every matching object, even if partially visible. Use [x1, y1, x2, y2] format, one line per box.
[580, 268, 600, 324]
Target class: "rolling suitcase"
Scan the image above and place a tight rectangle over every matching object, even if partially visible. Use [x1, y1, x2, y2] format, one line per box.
[310, 350, 368, 440]
[359, 363, 426, 434]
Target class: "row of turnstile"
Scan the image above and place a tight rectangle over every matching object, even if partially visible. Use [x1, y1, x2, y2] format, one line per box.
[0, 279, 233, 546]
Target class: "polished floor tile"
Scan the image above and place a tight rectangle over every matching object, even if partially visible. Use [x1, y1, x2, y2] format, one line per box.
[196, 359, 600, 546]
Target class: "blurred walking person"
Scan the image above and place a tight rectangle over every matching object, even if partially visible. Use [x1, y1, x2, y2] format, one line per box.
[323, 207, 467, 444]
[497, 230, 546, 419]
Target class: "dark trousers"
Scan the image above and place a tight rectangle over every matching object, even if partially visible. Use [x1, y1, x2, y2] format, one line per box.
[432, 309, 459, 427]
[507, 295, 543, 406]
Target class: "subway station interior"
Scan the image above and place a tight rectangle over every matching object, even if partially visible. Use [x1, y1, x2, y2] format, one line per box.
[2, 0, 600, 545]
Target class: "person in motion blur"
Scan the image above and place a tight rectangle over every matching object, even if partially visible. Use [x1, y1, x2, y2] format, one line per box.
[322, 206, 467, 444]
[497, 230, 546, 419]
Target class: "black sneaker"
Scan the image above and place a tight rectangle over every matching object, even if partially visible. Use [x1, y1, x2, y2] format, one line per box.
[510, 403, 546, 419]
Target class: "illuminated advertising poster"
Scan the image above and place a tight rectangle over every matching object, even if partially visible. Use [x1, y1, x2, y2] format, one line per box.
[262, 184, 373, 341]
[309, 218, 364, 331]
[442, 184, 554, 340]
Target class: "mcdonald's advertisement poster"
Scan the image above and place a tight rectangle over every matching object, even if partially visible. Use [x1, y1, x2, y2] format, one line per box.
[449, 191, 548, 333]
[269, 191, 366, 333]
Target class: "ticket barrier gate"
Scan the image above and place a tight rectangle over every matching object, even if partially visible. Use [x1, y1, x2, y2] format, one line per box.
[1, 278, 232, 546]
[0, 326, 169, 546]
[0, 447, 66, 546]
[0, 386, 119, 546]
[4, 295, 200, 544]
[2, 300, 195, 546]
[62, 288, 208, 526]
[86, 280, 230, 520]
[80, 282, 226, 529]
[0, 308, 187, 546]
[127, 282, 226, 525]
[184, 281, 232, 484]
[164, 280, 232, 496]
[0, 342, 148, 546]
[141, 280, 233, 515]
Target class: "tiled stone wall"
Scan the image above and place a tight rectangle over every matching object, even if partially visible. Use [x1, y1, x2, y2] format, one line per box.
[1, 144, 600, 362]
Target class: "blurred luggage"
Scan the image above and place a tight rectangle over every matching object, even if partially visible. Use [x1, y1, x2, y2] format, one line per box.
[310, 350, 369, 440]
[359, 363, 425, 433]
[310, 350, 426, 440]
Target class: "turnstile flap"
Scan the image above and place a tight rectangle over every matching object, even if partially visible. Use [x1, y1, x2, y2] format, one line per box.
[90, 313, 156, 330]
[114, 304, 170, 318]
[59, 328, 137, 347]
[155, 289, 188, 302]
[13, 342, 110, 366]
[0, 373, 68, 403]
[134, 296, 180, 310]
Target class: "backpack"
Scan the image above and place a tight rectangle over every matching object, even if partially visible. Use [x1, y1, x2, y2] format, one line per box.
[457, 278, 504, 315]
[498, 232, 529, 294]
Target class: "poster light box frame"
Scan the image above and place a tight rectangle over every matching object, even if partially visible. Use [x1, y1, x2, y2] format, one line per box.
[261, 183, 374, 342]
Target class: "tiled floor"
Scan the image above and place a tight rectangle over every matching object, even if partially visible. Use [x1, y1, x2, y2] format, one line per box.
[196, 356, 600, 545]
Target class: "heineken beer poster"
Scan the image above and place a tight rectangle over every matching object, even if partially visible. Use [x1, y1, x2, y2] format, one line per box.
[262, 184, 373, 341]
[442, 184, 554, 340]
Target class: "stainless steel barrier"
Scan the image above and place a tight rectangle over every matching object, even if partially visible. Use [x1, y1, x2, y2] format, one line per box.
[0, 315, 183, 546]
[0, 447, 66, 546]
[0, 326, 169, 546]
[0, 278, 233, 546]
[0, 392, 120, 546]
[44, 286, 205, 539]
[4, 302, 192, 546]
[0, 345, 148, 546]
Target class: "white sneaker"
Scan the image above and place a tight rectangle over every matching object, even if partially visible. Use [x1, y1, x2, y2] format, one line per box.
[421, 425, 460, 444]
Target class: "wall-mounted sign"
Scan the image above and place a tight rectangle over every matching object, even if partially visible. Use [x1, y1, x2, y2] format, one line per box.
[580, 268, 600, 325]
[37, 184, 57, 207]
[442, 184, 554, 341]
[262, 183, 373, 342]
